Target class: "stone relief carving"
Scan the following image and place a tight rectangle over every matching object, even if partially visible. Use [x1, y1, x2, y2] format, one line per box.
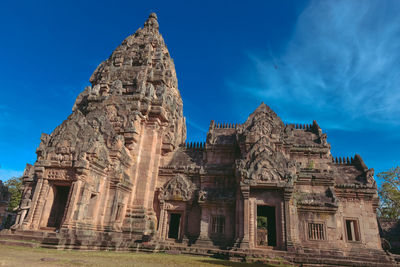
[236, 104, 297, 184]
[159, 174, 195, 201]
[22, 164, 33, 178]
[46, 169, 74, 181]
[237, 137, 296, 184]
[36, 133, 50, 160]
[319, 133, 328, 146]
[366, 168, 376, 185]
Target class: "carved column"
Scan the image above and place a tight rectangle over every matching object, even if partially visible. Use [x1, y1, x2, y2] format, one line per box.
[197, 203, 212, 245]
[62, 179, 83, 228]
[234, 188, 242, 245]
[284, 187, 294, 251]
[180, 208, 187, 242]
[241, 186, 250, 248]
[74, 181, 88, 222]
[22, 168, 44, 229]
[30, 177, 49, 229]
[249, 198, 255, 248]
[157, 201, 165, 239]
[162, 208, 168, 240]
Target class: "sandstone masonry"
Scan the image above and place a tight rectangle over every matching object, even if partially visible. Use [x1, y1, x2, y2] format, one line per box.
[7, 13, 397, 266]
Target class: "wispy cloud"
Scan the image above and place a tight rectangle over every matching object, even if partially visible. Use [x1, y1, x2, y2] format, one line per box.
[0, 169, 23, 181]
[229, 0, 400, 130]
[186, 118, 208, 133]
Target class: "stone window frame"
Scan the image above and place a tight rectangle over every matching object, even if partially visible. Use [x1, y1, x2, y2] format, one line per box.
[211, 215, 225, 234]
[306, 220, 327, 241]
[344, 217, 361, 243]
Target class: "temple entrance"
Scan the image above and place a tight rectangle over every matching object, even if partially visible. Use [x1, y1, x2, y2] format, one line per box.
[47, 185, 70, 228]
[168, 213, 181, 239]
[257, 205, 276, 247]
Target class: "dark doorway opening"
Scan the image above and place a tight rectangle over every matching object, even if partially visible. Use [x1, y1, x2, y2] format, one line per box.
[47, 185, 70, 228]
[168, 213, 181, 239]
[257, 205, 276, 247]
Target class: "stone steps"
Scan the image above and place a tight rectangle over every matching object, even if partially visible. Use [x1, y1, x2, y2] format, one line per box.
[0, 234, 44, 243]
[141, 242, 398, 267]
[0, 239, 41, 248]
[0, 229, 60, 247]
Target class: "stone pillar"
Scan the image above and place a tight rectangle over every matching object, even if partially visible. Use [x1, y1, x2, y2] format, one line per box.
[157, 201, 165, 239]
[74, 182, 88, 222]
[284, 187, 295, 251]
[234, 189, 242, 246]
[161, 209, 168, 240]
[99, 179, 110, 230]
[180, 209, 187, 241]
[249, 198, 255, 248]
[241, 186, 250, 248]
[22, 169, 44, 229]
[197, 203, 212, 246]
[30, 178, 49, 229]
[62, 179, 83, 228]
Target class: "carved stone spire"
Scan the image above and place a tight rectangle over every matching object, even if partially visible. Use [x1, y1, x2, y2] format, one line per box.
[144, 12, 159, 31]
[37, 13, 186, 173]
[88, 12, 180, 101]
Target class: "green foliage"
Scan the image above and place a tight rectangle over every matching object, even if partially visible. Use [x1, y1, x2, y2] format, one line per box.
[377, 167, 400, 219]
[257, 216, 268, 229]
[5, 176, 22, 212]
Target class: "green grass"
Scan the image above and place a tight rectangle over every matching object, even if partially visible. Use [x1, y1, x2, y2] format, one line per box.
[0, 244, 291, 267]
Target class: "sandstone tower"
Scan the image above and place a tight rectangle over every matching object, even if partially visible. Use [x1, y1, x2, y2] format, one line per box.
[16, 13, 185, 240]
[9, 13, 395, 266]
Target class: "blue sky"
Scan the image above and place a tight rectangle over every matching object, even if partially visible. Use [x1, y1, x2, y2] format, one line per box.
[0, 0, 399, 183]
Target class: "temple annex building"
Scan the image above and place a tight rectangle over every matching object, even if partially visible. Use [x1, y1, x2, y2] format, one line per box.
[3, 13, 397, 266]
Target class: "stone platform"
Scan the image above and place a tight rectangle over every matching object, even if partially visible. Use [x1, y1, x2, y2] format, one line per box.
[1, 229, 398, 267]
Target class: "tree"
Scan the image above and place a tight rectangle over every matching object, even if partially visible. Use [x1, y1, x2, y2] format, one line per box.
[377, 167, 400, 219]
[5, 176, 22, 212]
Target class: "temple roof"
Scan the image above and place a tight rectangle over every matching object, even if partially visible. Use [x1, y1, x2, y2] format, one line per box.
[89, 12, 180, 99]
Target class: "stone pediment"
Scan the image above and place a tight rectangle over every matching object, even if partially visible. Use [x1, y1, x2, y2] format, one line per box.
[236, 104, 296, 185]
[237, 138, 296, 185]
[237, 103, 285, 145]
[159, 174, 196, 201]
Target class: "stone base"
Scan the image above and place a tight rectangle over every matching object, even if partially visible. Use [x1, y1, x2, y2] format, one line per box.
[0, 229, 397, 267]
[195, 237, 213, 247]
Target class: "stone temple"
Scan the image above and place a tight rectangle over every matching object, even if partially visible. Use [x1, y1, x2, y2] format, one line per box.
[6, 13, 397, 266]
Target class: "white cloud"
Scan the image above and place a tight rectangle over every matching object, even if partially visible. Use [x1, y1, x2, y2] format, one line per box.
[230, 0, 400, 130]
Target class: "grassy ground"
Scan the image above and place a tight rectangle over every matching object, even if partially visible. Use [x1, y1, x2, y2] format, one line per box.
[0, 245, 286, 267]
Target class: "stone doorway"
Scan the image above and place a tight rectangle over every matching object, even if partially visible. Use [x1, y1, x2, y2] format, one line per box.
[257, 205, 276, 247]
[168, 213, 181, 239]
[46, 185, 70, 228]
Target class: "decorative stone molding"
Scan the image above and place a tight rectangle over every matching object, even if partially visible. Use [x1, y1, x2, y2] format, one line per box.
[236, 104, 297, 186]
[158, 174, 196, 202]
